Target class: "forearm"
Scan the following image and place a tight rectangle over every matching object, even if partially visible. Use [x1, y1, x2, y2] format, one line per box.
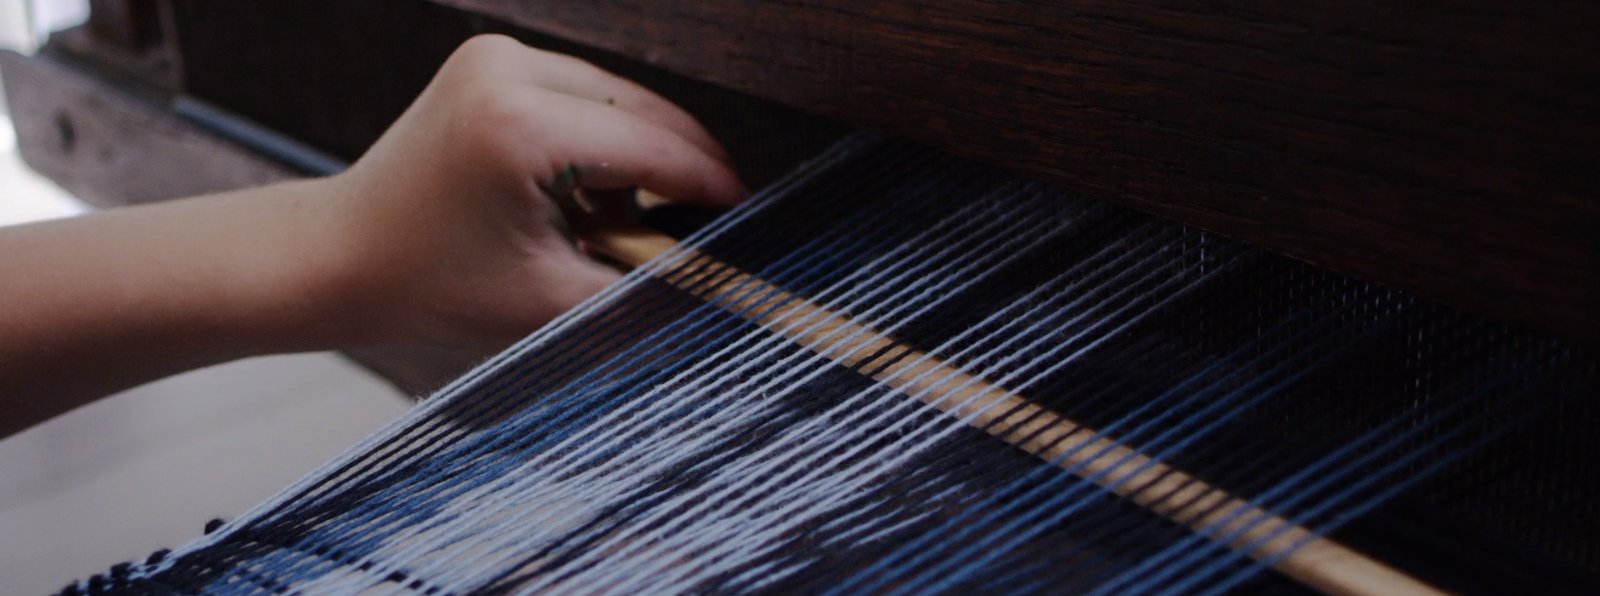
[0, 35, 746, 439]
[0, 177, 367, 437]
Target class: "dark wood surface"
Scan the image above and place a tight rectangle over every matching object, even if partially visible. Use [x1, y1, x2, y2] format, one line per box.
[0, 49, 289, 208]
[428, 0, 1600, 345]
[164, 0, 850, 192]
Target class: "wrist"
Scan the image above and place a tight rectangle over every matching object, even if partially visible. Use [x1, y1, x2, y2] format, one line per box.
[0, 177, 386, 422]
[184, 175, 388, 354]
[242, 175, 397, 351]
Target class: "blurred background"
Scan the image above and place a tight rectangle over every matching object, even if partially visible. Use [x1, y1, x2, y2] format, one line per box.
[0, 0, 87, 226]
[0, 2, 411, 594]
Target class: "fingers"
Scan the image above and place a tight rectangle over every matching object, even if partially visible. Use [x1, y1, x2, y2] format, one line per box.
[525, 54, 732, 166]
[520, 89, 748, 206]
[448, 35, 747, 205]
[461, 35, 733, 166]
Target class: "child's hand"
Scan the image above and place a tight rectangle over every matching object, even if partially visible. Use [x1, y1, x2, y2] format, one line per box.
[0, 35, 739, 427]
[327, 35, 747, 349]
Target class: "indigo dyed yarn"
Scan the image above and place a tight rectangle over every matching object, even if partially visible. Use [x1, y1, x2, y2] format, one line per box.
[66, 135, 1591, 596]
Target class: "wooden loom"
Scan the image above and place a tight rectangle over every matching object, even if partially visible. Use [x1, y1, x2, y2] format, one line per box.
[4, 1, 1597, 595]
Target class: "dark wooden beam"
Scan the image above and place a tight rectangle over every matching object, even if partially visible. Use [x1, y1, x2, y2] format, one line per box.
[163, 0, 849, 192]
[431, 0, 1600, 345]
[0, 48, 287, 208]
[87, 0, 165, 52]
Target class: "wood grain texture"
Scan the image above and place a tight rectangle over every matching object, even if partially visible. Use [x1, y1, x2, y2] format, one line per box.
[432, 0, 1600, 344]
[164, 0, 849, 192]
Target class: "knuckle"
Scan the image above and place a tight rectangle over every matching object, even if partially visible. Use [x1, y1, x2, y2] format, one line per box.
[459, 90, 541, 163]
[455, 34, 520, 61]
[443, 34, 524, 77]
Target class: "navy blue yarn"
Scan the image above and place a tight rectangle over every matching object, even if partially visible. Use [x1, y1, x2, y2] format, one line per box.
[208, 143, 1007, 589]
[101, 135, 1589, 596]
[232, 135, 901, 538]
[1153, 366, 1558, 596]
[833, 291, 1358, 596]
[229, 142, 944, 571]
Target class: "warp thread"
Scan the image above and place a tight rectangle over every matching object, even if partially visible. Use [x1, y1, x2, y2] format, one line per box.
[65, 135, 1587, 596]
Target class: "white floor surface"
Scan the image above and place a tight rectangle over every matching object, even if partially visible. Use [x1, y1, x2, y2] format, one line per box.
[0, 353, 413, 595]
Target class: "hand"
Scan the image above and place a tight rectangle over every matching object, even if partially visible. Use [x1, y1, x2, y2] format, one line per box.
[326, 34, 747, 350]
[0, 35, 740, 428]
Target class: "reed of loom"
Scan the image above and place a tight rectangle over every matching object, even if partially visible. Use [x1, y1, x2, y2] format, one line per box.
[565, 200, 1453, 596]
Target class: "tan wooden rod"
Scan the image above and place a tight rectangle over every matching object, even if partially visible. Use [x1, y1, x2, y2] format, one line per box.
[578, 223, 1450, 596]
